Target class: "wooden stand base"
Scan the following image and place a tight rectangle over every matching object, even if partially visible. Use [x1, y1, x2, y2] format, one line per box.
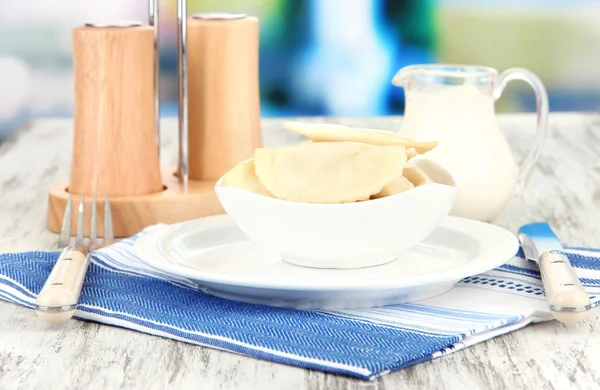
[47, 167, 225, 237]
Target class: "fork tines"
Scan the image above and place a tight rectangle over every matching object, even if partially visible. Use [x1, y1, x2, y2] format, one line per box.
[58, 193, 114, 249]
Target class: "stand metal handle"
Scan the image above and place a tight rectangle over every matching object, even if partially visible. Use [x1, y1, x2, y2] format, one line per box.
[177, 0, 189, 185]
[149, 0, 161, 160]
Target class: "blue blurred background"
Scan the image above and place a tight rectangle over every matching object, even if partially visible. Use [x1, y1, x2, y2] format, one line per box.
[0, 0, 599, 139]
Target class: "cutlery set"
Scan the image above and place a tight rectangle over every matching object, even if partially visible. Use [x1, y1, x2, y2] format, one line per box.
[34, 0, 593, 325]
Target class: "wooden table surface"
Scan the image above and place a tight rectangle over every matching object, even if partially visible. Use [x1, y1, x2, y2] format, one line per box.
[1, 113, 599, 389]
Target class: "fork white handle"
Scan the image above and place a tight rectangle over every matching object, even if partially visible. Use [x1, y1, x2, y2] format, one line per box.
[35, 246, 91, 323]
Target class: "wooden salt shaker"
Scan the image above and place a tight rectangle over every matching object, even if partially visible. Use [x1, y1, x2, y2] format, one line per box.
[178, 12, 262, 183]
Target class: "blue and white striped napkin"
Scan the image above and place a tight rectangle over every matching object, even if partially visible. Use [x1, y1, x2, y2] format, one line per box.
[1, 224, 600, 381]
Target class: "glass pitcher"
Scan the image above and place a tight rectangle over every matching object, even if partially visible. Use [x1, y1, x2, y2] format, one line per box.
[392, 64, 548, 221]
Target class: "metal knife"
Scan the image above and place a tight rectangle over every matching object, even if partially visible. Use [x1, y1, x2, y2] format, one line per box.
[518, 222, 591, 324]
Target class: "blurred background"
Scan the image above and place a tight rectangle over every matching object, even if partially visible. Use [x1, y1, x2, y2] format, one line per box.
[0, 0, 600, 140]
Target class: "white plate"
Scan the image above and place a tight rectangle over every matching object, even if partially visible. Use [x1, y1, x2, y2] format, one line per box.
[133, 215, 519, 309]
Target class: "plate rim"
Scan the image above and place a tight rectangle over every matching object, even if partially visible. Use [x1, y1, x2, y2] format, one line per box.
[133, 214, 520, 292]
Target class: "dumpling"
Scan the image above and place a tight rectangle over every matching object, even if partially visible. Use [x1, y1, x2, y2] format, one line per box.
[221, 159, 274, 197]
[284, 121, 437, 154]
[254, 142, 406, 203]
[403, 165, 433, 187]
[371, 174, 414, 199]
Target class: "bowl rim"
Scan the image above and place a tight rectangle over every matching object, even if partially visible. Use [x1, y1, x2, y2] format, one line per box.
[215, 178, 457, 209]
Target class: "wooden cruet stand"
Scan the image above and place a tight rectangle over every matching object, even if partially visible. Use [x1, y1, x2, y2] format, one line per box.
[46, 1, 262, 237]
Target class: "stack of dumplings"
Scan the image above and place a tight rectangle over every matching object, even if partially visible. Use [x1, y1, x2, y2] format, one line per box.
[221, 122, 438, 204]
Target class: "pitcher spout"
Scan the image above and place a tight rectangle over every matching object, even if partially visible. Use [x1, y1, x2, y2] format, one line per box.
[391, 67, 412, 87]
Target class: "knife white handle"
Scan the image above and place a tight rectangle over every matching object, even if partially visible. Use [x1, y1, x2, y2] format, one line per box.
[35, 247, 91, 324]
[539, 250, 591, 324]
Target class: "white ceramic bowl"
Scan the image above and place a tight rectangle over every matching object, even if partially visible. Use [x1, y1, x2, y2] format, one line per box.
[214, 156, 459, 269]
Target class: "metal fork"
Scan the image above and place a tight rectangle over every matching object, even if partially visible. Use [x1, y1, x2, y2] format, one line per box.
[35, 193, 114, 323]
[58, 193, 113, 248]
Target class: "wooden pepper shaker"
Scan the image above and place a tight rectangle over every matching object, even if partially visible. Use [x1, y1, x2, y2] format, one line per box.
[181, 13, 262, 182]
[70, 22, 162, 197]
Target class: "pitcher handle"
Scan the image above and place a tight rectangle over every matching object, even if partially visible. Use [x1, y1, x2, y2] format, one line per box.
[494, 68, 549, 194]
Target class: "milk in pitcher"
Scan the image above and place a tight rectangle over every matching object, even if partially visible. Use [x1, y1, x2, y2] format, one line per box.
[393, 64, 548, 221]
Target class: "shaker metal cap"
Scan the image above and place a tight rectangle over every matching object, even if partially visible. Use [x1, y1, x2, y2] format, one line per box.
[85, 21, 143, 28]
[191, 13, 247, 20]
